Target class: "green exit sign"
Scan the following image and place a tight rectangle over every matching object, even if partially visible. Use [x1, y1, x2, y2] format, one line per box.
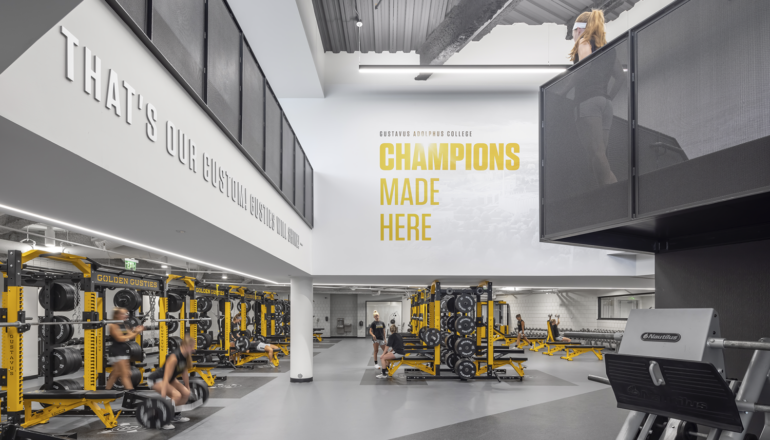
[124, 258, 138, 271]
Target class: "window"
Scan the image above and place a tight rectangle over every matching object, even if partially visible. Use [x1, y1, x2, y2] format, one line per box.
[294, 141, 305, 216]
[152, 0, 206, 98]
[598, 293, 655, 320]
[206, 0, 241, 139]
[281, 116, 295, 202]
[116, 0, 146, 32]
[304, 158, 313, 226]
[264, 87, 282, 187]
[241, 45, 264, 168]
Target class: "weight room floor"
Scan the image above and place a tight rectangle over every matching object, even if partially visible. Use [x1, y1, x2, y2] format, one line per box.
[21, 339, 628, 440]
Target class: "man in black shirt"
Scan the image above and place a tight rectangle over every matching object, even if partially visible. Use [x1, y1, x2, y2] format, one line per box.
[550, 316, 571, 342]
[377, 325, 405, 378]
[369, 311, 387, 369]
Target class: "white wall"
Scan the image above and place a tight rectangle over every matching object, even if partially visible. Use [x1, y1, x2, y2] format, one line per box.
[282, 91, 642, 281]
[312, 293, 331, 337]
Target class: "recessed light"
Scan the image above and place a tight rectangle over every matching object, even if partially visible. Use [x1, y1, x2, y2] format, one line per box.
[222, 275, 228, 280]
[161, 265, 168, 269]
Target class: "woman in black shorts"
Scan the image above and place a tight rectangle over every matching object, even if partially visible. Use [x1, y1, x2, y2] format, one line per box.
[147, 335, 195, 429]
[106, 308, 144, 391]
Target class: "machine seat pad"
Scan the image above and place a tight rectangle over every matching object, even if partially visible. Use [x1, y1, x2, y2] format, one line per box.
[84, 390, 123, 399]
[401, 356, 433, 361]
[566, 345, 603, 349]
[492, 349, 525, 354]
[475, 357, 528, 362]
[25, 390, 88, 399]
[192, 362, 219, 368]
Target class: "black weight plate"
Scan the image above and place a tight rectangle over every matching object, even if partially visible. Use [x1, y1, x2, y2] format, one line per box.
[283, 325, 290, 335]
[189, 378, 209, 404]
[274, 325, 283, 335]
[255, 335, 266, 343]
[274, 303, 284, 313]
[454, 358, 476, 380]
[51, 348, 68, 376]
[446, 352, 459, 370]
[198, 315, 211, 332]
[423, 328, 441, 347]
[44, 282, 76, 312]
[167, 320, 179, 334]
[166, 293, 183, 313]
[237, 301, 251, 313]
[454, 294, 475, 314]
[117, 366, 142, 388]
[446, 334, 460, 351]
[454, 316, 475, 336]
[52, 316, 73, 345]
[447, 315, 458, 332]
[114, 289, 141, 311]
[136, 396, 174, 429]
[204, 333, 214, 346]
[197, 297, 212, 313]
[197, 334, 207, 347]
[440, 316, 448, 330]
[168, 336, 182, 353]
[126, 341, 144, 362]
[446, 297, 456, 314]
[235, 336, 249, 352]
[454, 338, 475, 358]
[440, 350, 448, 365]
[418, 327, 428, 341]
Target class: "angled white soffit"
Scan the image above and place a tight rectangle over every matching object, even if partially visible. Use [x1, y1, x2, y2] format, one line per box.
[228, 0, 325, 98]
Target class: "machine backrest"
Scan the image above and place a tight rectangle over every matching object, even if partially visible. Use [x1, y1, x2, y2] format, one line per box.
[619, 308, 726, 377]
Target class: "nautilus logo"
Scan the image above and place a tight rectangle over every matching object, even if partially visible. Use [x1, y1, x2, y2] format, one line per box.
[641, 332, 681, 343]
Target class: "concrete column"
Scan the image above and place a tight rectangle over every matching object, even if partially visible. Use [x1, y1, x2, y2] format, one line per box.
[290, 276, 313, 382]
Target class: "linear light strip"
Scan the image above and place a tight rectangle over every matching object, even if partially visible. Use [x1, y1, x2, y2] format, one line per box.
[358, 64, 571, 74]
[0, 203, 278, 284]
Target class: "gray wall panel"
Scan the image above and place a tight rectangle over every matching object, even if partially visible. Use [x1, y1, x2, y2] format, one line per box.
[264, 88, 282, 187]
[656, 239, 770, 377]
[206, 0, 241, 138]
[152, 0, 205, 97]
[281, 117, 294, 203]
[241, 48, 264, 168]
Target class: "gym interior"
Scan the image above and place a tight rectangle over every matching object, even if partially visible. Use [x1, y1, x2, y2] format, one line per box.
[0, 0, 768, 438]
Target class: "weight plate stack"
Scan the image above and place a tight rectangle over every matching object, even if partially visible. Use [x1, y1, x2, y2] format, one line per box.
[454, 358, 476, 380]
[51, 347, 82, 376]
[126, 341, 144, 362]
[197, 297, 212, 313]
[198, 314, 211, 332]
[168, 336, 183, 353]
[454, 338, 475, 358]
[114, 289, 142, 312]
[283, 325, 290, 335]
[167, 320, 179, 334]
[446, 334, 460, 351]
[446, 297, 456, 313]
[136, 396, 174, 429]
[446, 352, 459, 370]
[454, 294, 475, 314]
[40, 282, 77, 312]
[274, 303, 284, 313]
[50, 378, 82, 390]
[454, 316, 475, 336]
[423, 328, 441, 347]
[189, 378, 210, 405]
[440, 316, 448, 330]
[166, 293, 183, 313]
[274, 325, 283, 335]
[237, 300, 251, 312]
[446, 315, 458, 332]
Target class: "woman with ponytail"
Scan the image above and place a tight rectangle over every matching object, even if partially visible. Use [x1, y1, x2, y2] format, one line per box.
[569, 9, 626, 185]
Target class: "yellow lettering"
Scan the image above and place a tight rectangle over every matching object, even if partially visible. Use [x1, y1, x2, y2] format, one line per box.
[505, 143, 520, 170]
[401, 179, 413, 205]
[450, 143, 463, 170]
[380, 143, 394, 170]
[416, 178, 428, 205]
[412, 143, 427, 170]
[428, 143, 448, 170]
[490, 143, 504, 170]
[430, 178, 439, 205]
[380, 178, 398, 205]
[465, 143, 472, 170]
[380, 214, 393, 241]
[395, 214, 405, 241]
[473, 143, 488, 171]
[407, 214, 419, 240]
[395, 143, 410, 170]
[421, 214, 432, 241]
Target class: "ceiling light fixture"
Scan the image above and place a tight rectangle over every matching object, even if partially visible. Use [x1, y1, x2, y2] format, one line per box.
[161, 265, 168, 269]
[222, 275, 228, 280]
[359, 64, 570, 74]
[0, 203, 278, 284]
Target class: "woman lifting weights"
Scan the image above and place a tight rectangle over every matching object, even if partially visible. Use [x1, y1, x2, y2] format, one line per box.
[147, 335, 195, 430]
[105, 308, 143, 391]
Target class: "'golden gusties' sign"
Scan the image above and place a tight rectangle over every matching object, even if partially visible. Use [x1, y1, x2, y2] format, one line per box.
[93, 271, 161, 291]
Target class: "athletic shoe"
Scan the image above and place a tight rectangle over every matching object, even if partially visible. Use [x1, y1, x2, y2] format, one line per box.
[375, 374, 389, 379]
[162, 425, 175, 430]
[374, 364, 380, 369]
[173, 415, 190, 423]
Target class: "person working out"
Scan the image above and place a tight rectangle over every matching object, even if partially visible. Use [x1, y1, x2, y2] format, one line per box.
[515, 314, 531, 346]
[377, 325, 405, 379]
[253, 341, 282, 365]
[369, 311, 387, 369]
[229, 314, 243, 361]
[549, 316, 571, 343]
[105, 308, 144, 391]
[147, 335, 196, 430]
[569, 9, 627, 186]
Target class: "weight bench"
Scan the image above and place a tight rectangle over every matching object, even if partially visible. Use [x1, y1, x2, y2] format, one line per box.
[559, 345, 604, 361]
[235, 352, 278, 368]
[516, 337, 545, 350]
[189, 361, 219, 386]
[313, 328, 324, 342]
[473, 356, 528, 378]
[23, 389, 123, 428]
[542, 341, 580, 356]
[386, 356, 435, 377]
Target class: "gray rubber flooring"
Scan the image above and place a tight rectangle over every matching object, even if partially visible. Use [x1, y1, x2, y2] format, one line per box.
[20, 339, 623, 439]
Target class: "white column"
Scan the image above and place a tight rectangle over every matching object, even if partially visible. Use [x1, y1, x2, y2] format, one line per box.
[290, 276, 313, 382]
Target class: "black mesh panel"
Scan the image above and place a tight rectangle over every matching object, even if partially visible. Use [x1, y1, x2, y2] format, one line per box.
[636, 0, 770, 216]
[117, 0, 146, 32]
[542, 39, 631, 238]
[242, 48, 264, 168]
[152, 0, 205, 97]
[206, 0, 241, 139]
[305, 159, 313, 225]
[281, 117, 295, 203]
[295, 142, 305, 216]
[264, 88, 282, 187]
